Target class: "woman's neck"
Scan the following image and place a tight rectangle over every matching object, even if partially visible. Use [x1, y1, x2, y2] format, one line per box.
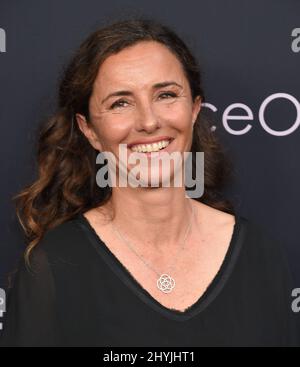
[105, 186, 197, 252]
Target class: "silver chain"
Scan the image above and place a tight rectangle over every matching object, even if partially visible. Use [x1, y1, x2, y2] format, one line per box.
[110, 202, 195, 278]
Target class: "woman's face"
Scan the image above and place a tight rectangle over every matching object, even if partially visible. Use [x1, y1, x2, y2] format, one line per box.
[76, 40, 201, 187]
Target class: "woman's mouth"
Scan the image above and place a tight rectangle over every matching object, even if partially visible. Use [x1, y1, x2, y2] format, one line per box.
[129, 138, 173, 155]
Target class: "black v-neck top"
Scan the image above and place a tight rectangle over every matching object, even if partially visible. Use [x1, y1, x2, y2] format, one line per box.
[0, 213, 299, 347]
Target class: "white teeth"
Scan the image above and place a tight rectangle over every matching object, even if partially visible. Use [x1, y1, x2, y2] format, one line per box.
[131, 139, 171, 153]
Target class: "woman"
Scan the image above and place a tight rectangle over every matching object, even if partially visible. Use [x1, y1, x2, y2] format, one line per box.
[1, 18, 299, 347]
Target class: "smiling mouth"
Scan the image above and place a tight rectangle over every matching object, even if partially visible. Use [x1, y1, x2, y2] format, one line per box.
[129, 138, 173, 153]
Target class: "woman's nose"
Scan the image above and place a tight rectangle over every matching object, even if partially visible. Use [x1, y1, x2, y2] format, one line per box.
[135, 102, 161, 132]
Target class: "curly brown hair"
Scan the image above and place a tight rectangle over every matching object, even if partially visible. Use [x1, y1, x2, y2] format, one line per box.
[13, 17, 235, 266]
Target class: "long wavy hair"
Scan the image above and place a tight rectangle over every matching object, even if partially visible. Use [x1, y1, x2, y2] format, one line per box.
[13, 17, 235, 266]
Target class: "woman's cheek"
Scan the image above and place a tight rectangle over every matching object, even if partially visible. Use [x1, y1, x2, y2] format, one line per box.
[163, 105, 191, 128]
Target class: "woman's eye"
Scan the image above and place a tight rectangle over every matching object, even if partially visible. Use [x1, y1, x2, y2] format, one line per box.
[110, 100, 129, 109]
[159, 92, 177, 99]
[109, 92, 177, 109]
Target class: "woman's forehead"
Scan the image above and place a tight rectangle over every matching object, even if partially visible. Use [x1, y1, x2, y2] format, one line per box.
[94, 41, 186, 89]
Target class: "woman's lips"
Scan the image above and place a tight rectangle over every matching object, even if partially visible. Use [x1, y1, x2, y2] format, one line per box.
[127, 136, 174, 148]
[128, 138, 175, 157]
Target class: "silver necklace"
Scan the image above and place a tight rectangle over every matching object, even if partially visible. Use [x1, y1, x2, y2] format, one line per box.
[111, 203, 195, 294]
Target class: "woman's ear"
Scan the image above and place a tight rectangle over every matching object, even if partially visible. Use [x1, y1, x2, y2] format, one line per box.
[192, 96, 202, 126]
[76, 113, 103, 151]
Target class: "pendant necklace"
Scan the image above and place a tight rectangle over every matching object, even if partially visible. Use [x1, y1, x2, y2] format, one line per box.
[111, 203, 195, 294]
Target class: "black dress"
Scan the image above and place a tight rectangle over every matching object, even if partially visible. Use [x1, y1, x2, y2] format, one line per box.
[0, 213, 299, 347]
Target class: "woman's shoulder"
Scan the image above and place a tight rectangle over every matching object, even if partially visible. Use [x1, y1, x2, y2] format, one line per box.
[236, 214, 284, 254]
[202, 201, 282, 251]
[199, 202, 289, 267]
[232, 214, 293, 283]
[31, 214, 90, 263]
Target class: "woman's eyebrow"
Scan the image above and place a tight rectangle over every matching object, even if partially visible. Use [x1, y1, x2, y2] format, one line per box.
[101, 81, 183, 104]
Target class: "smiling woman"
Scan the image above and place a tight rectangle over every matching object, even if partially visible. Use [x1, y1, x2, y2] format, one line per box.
[76, 39, 205, 191]
[0, 17, 299, 347]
